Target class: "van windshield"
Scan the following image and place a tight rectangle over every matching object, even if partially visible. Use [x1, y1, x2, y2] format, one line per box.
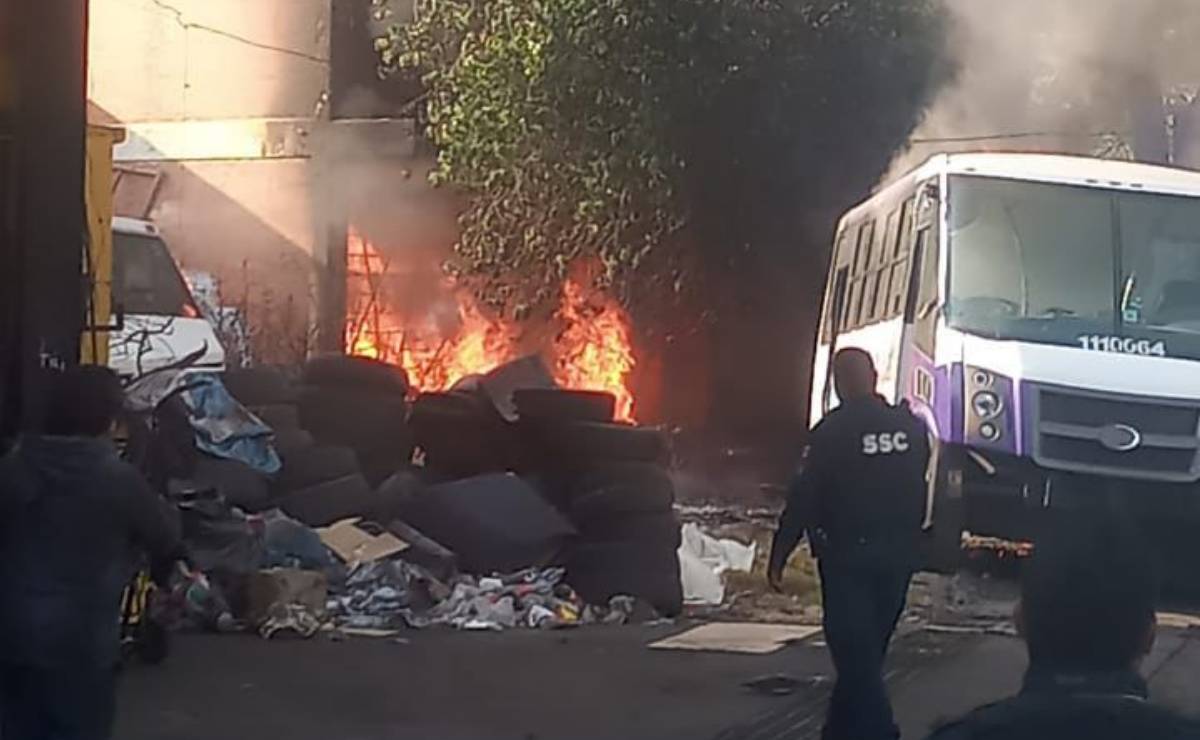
[947, 175, 1200, 360]
[112, 232, 199, 317]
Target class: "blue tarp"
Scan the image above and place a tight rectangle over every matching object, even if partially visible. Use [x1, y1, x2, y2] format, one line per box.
[178, 372, 282, 475]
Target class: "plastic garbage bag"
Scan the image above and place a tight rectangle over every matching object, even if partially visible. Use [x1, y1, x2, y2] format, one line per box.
[263, 510, 344, 580]
[178, 373, 281, 475]
[527, 604, 557, 628]
[177, 490, 266, 575]
[677, 523, 757, 606]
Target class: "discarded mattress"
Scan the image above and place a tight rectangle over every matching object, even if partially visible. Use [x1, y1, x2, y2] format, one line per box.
[395, 473, 576, 574]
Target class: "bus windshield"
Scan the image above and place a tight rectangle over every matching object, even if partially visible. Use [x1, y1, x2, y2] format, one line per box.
[947, 175, 1200, 359]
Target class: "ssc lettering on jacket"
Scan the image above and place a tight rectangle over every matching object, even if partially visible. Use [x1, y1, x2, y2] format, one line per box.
[861, 432, 910, 456]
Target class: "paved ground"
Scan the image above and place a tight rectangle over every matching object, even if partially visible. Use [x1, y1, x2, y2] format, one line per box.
[117, 623, 806, 740]
[115, 619, 1200, 740]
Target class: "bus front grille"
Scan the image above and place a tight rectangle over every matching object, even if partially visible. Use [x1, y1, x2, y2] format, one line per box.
[1032, 385, 1200, 483]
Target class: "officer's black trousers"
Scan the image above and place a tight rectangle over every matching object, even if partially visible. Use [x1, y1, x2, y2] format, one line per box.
[818, 558, 913, 740]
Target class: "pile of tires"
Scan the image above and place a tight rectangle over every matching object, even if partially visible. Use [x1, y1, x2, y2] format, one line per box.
[511, 389, 682, 617]
[561, 462, 682, 617]
[296, 355, 414, 489]
[221, 363, 379, 527]
[514, 391, 667, 470]
[226, 363, 684, 615]
[409, 388, 515, 479]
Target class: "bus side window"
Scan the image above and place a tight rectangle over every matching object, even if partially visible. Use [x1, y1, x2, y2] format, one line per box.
[905, 226, 940, 352]
[878, 197, 916, 319]
[854, 221, 875, 276]
[829, 266, 849, 338]
[866, 210, 899, 323]
[822, 229, 854, 343]
[842, 277, 864, 331]
[861, 270, 880, 325]
[896, 198, 915, 258]
[887, 261, 909, 317]
[906, 229, 933, 316]
[882, 211, 899, 268]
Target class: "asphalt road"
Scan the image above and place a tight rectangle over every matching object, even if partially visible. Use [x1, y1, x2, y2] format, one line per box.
[111, 620, 1200, 740]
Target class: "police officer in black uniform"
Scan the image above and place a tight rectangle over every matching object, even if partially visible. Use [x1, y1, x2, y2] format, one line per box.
[769, 348, 930, 740]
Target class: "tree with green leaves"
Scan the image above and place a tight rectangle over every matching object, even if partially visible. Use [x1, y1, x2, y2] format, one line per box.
[379, 0, 950, 425]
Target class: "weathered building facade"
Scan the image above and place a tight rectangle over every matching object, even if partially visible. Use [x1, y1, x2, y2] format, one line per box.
[87, 0, 444, 361]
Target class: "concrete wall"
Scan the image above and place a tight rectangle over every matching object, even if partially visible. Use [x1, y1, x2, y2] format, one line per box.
[88, 0, 453, 362]
[87, 0, 333, 361]
[88, 0, 330, 122]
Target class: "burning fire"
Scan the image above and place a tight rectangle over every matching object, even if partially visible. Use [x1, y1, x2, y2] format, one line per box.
[345, 229, 515, 391]
[552, 279, 637, 423]
[344, 229, 637, 421]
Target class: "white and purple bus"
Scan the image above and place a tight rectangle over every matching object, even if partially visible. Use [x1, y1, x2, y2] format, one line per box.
[813, 152, 1200, 566]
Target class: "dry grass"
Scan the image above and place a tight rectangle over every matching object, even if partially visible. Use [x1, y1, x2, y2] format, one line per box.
[691, 522, 824, 624]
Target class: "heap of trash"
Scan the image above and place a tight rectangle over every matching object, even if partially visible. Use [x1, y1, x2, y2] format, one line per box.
[120, 354, 742, 648]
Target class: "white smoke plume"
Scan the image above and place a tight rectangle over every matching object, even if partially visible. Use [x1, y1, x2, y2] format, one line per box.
[889, 0, 1200, 177]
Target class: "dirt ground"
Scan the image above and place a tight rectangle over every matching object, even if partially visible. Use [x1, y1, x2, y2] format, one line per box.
[679, 509, 824, 624]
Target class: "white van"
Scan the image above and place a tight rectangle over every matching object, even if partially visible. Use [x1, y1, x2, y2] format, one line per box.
[109, 217, 226, 379]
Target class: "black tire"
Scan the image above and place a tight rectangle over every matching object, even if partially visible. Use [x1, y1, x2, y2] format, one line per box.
[410, 392, 514, 476]
[273, 428, 316, 461]
[375, 468, 430, 522]
[565, 541, 683, 617]
[223, 367, 294, 406]
[279, 445, 360, 491]
[570, 463, 675, 521]
[524, 421, 669, 467]
[192, 456, 272, 512]
[302, 355, 409, 397]
[355, 448, 417, 490]
[410, 390, 498, 423]
[250, 404, 300, 432]
[578, 510, 682, 550]
[280, 473, 377, 527]
[298, 386, 410, 449]
[514, 389, 616, 424]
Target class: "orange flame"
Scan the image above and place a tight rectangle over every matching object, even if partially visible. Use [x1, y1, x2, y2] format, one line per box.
[345, 229, 637, 422]
[345, 229, 516, 391]
[552, 279, 637, 422]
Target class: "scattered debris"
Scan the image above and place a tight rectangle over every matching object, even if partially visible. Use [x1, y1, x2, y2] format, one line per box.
[678, 523, 756, 606]
[260, 603, 323, 640]
[244, 569, 328, 627]
[741, 674, 806, 697]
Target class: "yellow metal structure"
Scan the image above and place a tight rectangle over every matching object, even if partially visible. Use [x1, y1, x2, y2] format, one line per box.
[81, 123, 125, 365]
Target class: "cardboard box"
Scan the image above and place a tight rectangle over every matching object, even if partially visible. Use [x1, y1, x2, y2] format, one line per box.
[318, 518, 409, 565]
[244, 569, 328, 625]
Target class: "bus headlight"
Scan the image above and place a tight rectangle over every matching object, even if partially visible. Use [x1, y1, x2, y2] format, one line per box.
[972, 390, 1003, 419]
[965, 365, 1013, 450]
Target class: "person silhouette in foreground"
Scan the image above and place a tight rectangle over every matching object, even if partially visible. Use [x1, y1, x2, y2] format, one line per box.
[928, 514, 1200, 739]
[0, 366, 183, 740]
